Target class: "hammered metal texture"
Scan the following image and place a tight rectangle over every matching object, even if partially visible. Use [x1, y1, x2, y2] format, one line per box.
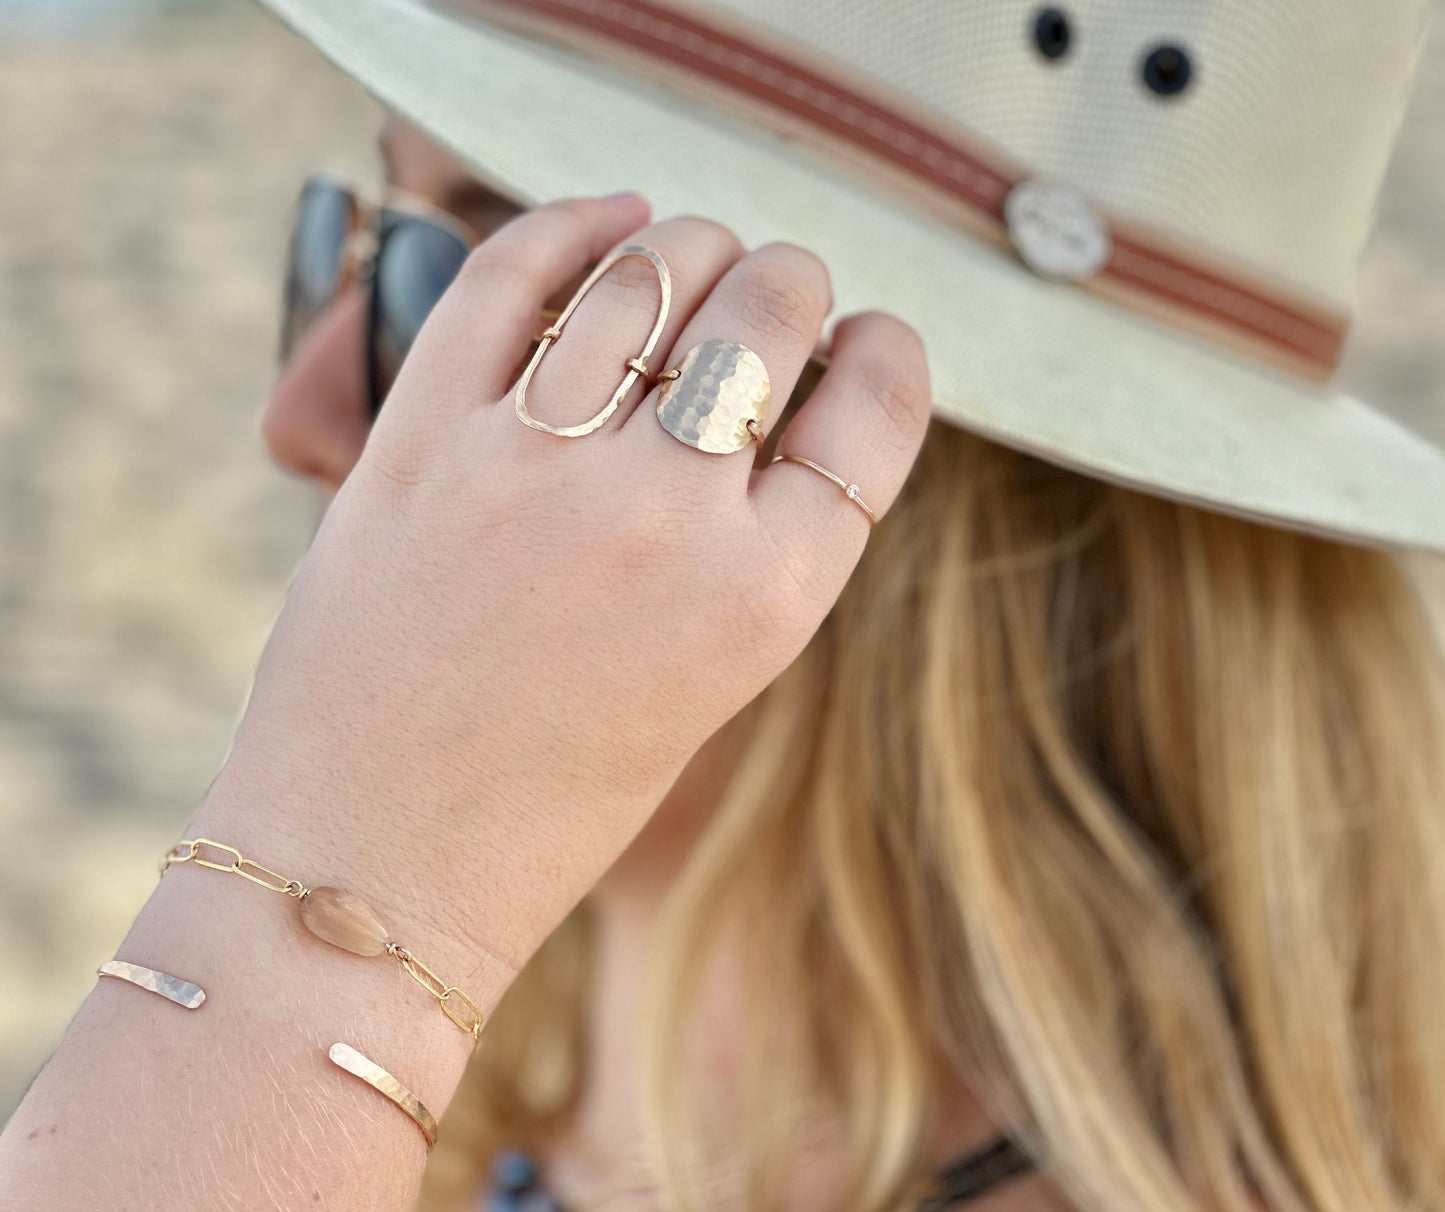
[656, 339, 771, 454]
[97, 960, 206, 1009]
[329, 1042, 439, 1148]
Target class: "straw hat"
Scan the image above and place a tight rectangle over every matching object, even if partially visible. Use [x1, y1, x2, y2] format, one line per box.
[259, 0, 1445, 551]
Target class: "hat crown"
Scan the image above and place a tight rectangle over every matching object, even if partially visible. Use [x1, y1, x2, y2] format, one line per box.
[710, 0, 1429, 304]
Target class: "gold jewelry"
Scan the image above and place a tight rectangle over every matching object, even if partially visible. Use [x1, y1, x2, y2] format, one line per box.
[655, 339, 771, 454]
[770, 453, 877, 525]
[328, 1042, 438, 1149]
[161, 838, 484, 1045]
[515, 244, 672, 438]
[97, 959, 206, 1010]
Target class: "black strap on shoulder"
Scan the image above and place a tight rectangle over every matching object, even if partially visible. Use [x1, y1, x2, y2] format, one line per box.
[915, 1136, 1035, 1210]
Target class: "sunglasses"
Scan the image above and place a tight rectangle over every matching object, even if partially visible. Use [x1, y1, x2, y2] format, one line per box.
[282, 172, 832, 430]
[282, 173, 479, 418]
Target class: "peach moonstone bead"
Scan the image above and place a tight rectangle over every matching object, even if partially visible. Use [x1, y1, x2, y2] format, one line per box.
[299, 886, 391, 957]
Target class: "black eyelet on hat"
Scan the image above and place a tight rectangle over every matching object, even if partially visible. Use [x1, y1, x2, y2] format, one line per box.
[1141, 44, 1193, 96]
[1032, 7, 1072, 61]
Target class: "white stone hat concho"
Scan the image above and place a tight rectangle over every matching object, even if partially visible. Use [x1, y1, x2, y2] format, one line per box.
[259, 0, 1445, 551]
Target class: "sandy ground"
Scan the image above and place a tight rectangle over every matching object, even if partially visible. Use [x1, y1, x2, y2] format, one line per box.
[1, 0, 1443, 1147]
[0, 1, 382, 1115]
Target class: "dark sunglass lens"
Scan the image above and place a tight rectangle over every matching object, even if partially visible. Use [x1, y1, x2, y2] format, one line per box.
[369, 216, 470, 412]
[282, 179, 356, 359]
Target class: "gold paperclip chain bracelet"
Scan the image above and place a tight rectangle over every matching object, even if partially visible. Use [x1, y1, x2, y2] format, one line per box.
[162, 838, 483, 1045]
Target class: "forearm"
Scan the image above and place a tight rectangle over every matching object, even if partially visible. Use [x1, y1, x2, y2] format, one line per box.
[0, 478, 680, 1208]
[0, 756, 660, 1211]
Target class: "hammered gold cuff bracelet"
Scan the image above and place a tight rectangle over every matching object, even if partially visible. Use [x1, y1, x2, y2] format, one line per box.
[93, 959, 439, 1149]
[328, 1042, 439, 1148]
[97, 959, 207, 1009]
[99, 837, 489, 1149]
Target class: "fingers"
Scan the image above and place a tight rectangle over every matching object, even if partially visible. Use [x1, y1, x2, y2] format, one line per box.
[390, 194, 652, 414]
[623, 242, 832, 455]
[517, 215, 744, 434]
[752, 312, 931, 580]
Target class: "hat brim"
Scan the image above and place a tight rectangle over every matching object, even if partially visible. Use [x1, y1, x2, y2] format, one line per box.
[261, 0, 1445, 552]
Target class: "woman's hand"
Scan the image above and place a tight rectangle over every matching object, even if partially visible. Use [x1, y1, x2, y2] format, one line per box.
[0, 195, 931, 1210]
[208, 194, 931, 967]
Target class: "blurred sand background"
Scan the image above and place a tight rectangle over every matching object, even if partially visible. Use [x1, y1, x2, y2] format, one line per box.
[0, 0, 1442, 1129]
[0, 0, 383, 1115]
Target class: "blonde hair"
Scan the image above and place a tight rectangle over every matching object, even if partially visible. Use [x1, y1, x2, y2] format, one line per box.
[420, 426, 1445, 1212]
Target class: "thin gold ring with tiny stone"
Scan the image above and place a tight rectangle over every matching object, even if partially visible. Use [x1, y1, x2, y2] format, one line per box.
[771, 453, 877, 525]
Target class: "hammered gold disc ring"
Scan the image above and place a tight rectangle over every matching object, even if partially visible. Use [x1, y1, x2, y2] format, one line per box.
[771, 453, 877, 526]
[655, 339, 772, 455]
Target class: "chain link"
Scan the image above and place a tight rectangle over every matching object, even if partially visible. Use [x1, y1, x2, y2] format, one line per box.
[162, 838, 483, 1044]
[164, 838, 309, 897]
[388, 945, 448, 1000]
[160, 840, 198, 874]
[384, 944, 482, 1041]
[439, 987, 485, 1041]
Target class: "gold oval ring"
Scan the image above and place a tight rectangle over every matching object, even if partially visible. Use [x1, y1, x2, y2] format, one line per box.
[514, 244, 672, 438]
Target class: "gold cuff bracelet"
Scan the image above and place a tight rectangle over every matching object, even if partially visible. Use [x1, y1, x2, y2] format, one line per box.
[328, 1042, 438, 1149]
[97, 959, 207, 1009]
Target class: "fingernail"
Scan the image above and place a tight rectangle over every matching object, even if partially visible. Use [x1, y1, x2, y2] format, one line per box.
[606, 191, 647, 206]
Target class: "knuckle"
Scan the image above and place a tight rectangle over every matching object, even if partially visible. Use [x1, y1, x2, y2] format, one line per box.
[610, 501, 670, 571]
[852, 346, 931, 433]
[606, 488, 701, 583]
[592, 258, 670, 322]
[543, 197, 595, 229]
[733, 259, 824, 343]
[455, 242, 536, 298]
[524, 199, 591, 250]
[852, 310, 927, 365]
[603, 253, 663, 293]
[363, 430, 433, 493]
[758, 243, 833, 309]
[667, 214, 743, 256]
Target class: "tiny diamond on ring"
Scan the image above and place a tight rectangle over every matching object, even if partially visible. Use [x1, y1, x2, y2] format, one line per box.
[771, 454, 877, 526]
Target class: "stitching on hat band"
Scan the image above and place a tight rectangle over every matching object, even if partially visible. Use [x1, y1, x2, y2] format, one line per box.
[450, 0, 1349, 378]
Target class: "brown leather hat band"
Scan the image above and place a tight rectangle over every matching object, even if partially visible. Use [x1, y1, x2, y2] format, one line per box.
[458, 0, 1348, 379]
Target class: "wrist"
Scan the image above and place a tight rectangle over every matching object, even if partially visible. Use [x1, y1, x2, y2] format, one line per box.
[194, 731, 676, 982]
